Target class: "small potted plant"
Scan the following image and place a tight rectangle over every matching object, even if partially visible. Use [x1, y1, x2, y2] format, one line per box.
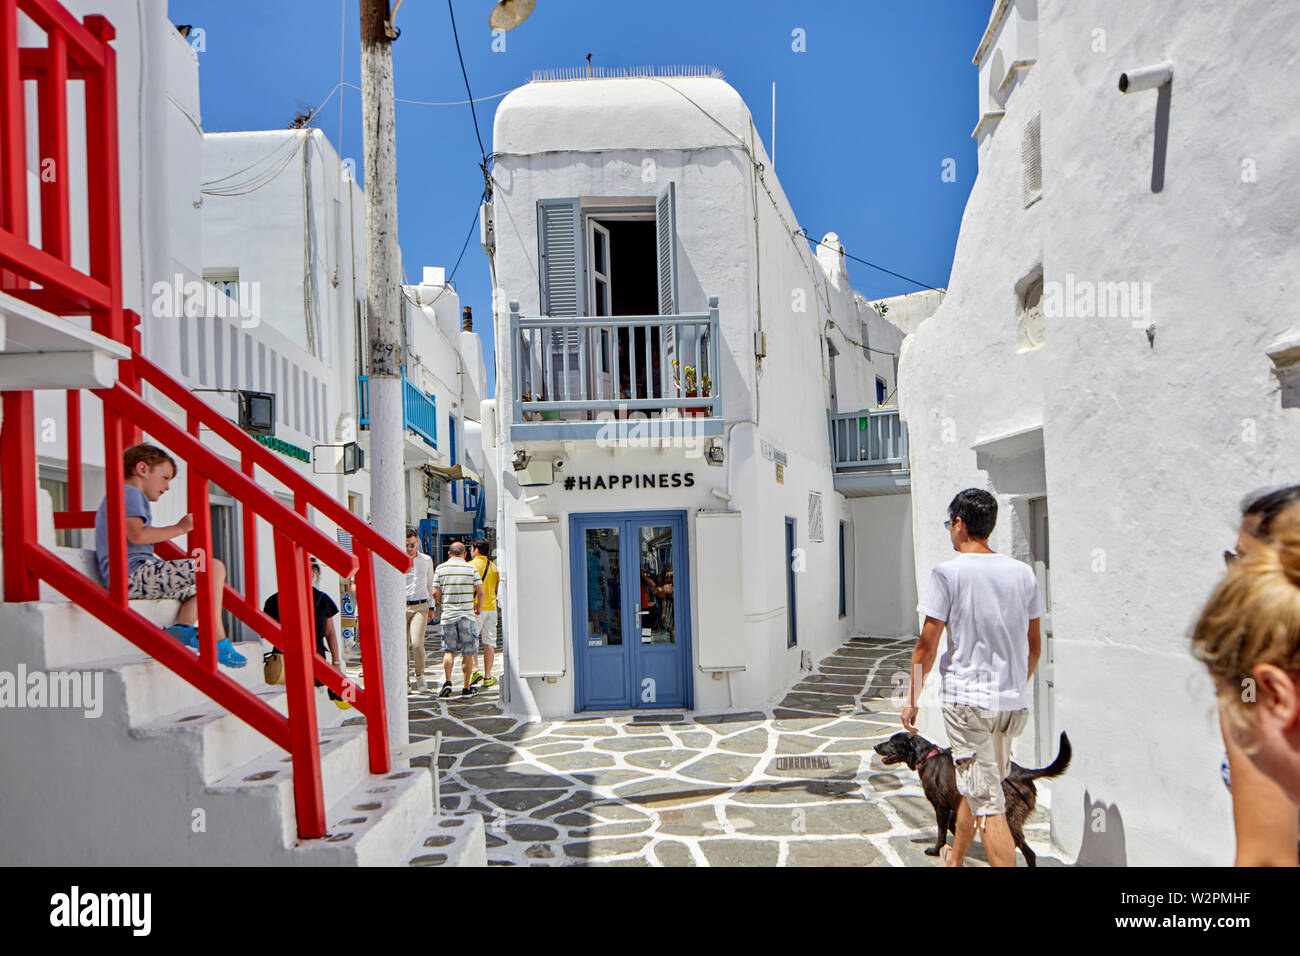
[672, 360, 712, 417]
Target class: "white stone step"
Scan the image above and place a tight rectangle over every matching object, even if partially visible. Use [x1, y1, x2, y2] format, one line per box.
[295, 765, 436, 866]
[210, 724, 371, 850]
[401, 814, 488, 867]
[132, 683, 350, 786]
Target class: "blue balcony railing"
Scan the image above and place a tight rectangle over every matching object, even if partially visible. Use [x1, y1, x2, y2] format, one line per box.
[402, 372, 438, 449]
[508, 295, 723, 440]
[356, 371, 437, 449]
[829, 407, 909, 471]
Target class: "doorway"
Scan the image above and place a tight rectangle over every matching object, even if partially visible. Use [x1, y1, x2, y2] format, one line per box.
[208, 486, 243, 643]
[570, 510, 692, 711]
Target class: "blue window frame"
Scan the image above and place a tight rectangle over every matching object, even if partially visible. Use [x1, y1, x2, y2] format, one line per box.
[876, 376, 887, 406]
[786, 516, 798, 648]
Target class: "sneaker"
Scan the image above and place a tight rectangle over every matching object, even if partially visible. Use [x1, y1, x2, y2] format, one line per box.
[461, 687, 475, 698]
[469, 670, 484, 686]
[438, 682, 453, 699]
[481, 675, 498, 688]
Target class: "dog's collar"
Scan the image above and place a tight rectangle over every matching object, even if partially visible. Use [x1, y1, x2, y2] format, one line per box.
[917, 747, 943, 766]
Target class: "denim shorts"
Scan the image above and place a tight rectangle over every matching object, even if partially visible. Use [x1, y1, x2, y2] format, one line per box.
[441, 616, 479, 655]
[127, 557, 198, 602]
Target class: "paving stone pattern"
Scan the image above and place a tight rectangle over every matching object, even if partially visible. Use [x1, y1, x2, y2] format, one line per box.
[350, 635, 1061, 867]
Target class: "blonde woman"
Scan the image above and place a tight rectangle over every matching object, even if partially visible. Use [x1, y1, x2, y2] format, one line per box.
[1192, 491, 1300, 865]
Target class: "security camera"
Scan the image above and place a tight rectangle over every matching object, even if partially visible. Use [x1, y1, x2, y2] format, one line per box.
[553, 459, 564, 470]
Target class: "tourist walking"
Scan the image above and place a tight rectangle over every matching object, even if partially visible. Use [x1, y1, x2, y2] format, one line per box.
[903, 488, 1043, 867]
[1193, 492, 1300, 835]
[404, 529, 436, 691]
[468, 538, 500, 688]
[434, 541, 484, 698]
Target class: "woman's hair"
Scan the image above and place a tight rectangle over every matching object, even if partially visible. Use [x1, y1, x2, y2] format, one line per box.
[1241, 484, 1300, 538]
[1192, 499, 1300, 743]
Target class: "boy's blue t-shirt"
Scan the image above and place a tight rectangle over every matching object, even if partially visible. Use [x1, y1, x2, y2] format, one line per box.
[94, 485, 155, 583]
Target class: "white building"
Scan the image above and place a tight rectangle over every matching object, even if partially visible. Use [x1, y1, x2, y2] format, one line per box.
[401, 268, 492, 555]
[486, 72, 924, 720]
[0, 0, 484, 864]
[898, 0, 1300, 866]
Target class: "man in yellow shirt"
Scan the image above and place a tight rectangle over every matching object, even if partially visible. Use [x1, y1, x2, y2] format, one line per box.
[469, 538, 500, 688]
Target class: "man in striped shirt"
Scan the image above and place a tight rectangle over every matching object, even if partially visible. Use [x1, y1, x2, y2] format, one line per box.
[434, 540, 485, 698]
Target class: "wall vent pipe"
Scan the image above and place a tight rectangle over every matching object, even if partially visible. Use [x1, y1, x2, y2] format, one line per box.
[1119, 62, 1172, 93]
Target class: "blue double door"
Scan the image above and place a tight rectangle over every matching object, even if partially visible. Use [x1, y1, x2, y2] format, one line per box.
[571, 511, 692, 712]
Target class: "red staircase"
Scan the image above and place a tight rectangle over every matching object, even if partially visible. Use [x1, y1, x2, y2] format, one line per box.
[0, 0, 407, 840]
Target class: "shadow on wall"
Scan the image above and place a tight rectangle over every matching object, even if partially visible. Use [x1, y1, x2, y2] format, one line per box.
[1073, 790, 1127, 867]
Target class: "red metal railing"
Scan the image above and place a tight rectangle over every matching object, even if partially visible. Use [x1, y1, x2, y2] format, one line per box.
[0, 2, 409, 840]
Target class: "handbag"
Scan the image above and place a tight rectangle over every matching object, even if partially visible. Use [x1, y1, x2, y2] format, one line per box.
[262, 650, 285, 685]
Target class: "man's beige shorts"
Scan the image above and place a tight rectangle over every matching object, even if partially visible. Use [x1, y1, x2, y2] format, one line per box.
[941, 704, 1029, 817]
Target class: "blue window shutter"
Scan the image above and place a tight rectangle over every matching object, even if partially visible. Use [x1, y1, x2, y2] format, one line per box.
[538, 198, 584, 319]
[655, 182, 679, 315]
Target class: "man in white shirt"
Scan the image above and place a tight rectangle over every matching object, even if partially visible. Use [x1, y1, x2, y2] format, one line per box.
[404, 528, 437, 691]
[903, 488, 1043, 867]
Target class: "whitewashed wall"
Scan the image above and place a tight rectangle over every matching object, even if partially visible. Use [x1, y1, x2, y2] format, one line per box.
[900, 0, 1300, 866]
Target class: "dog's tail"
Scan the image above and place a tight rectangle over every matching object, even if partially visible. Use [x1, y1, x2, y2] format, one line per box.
[1012, 732, 1071, 781]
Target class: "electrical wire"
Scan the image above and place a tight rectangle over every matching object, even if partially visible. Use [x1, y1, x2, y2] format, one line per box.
[798, 228, 942, 292]
[420, 196, 486, 308]
[202, 134, 306, 197]
[446, 0, 488, 163]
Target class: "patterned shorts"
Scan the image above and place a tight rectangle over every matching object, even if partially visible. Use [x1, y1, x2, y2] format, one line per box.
[440, 616, 479, 656]
[127, 557, 198, 602]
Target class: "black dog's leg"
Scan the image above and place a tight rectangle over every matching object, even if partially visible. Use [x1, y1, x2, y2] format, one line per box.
[925, 806, 949, 856]
[1014, 831, 1036, 867]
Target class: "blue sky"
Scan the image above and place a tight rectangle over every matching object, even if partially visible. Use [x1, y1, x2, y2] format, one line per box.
[169, 0, 990, 393]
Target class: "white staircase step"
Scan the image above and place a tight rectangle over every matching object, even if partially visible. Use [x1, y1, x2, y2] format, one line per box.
[296, 766, 436, 866]
[401, 814, 488, 867]
[133, 684, 350, 785]
[211, 723, 372, 851]
[30, 599, 185, 669]
[112, 641, 271, 726]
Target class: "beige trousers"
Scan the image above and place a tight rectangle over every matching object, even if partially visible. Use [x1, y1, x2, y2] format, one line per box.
[406, 602, 429, 685]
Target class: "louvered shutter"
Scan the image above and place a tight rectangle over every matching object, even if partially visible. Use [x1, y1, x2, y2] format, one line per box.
[655, 182, 679, 315]
[537, 198, 584, 352]
[1022, 114, 1042, 207]
[656, 183, 680, 396]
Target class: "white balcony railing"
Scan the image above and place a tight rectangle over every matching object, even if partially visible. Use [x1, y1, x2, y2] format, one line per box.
[509, 296, 722, 439]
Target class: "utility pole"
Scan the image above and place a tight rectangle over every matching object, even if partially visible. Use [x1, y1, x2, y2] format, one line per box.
[360, 0, 407, 755]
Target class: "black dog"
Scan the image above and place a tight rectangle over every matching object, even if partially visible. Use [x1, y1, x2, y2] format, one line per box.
[873, 731, 1071, 866]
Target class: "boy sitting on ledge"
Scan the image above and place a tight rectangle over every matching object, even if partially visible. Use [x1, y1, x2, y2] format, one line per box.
[93, 443, 245, 668]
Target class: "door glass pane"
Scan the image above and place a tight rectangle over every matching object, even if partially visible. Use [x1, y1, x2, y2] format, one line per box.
[638, 525, 674, 644]
[585, 528, 622, 646]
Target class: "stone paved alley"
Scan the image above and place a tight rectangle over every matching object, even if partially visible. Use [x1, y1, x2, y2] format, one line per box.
[349, 636, 1062, 866]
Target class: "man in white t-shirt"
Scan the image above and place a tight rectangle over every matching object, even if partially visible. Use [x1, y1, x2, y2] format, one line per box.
[903, 488, 1043, 867]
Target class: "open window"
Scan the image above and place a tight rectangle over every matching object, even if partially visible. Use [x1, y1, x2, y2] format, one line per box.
[534, 184, 691, 417]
